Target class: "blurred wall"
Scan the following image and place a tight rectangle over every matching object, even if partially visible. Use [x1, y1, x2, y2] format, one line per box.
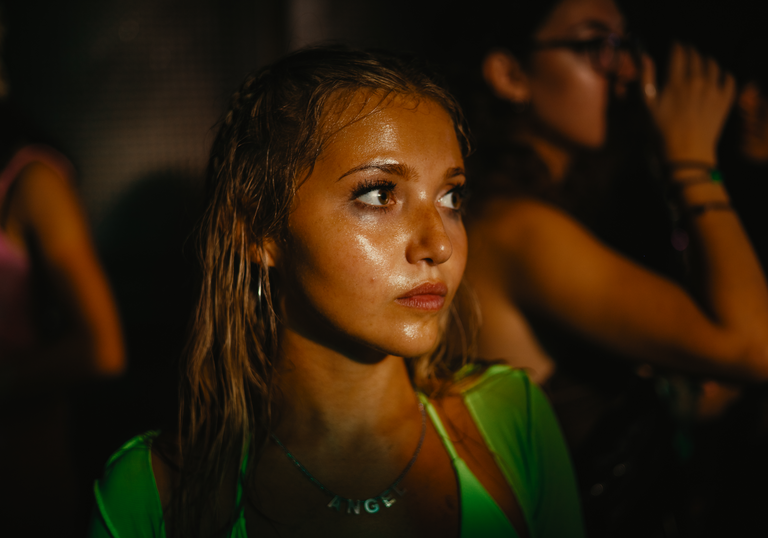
[2, 0, 285, 226]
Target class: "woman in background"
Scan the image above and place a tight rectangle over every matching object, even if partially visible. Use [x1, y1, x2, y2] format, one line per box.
[89, 46, 583, 538]
[0, 19, 125, 535]
[678, 37, 768, 536]
[455, 0, 768, 535]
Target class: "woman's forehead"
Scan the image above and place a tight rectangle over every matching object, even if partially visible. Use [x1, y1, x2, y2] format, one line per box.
[536, 0, 624, 39]
[321, 89, 425, 133]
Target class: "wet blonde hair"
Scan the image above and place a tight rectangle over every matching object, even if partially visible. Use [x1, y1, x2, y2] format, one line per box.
[173, 44, 478, 536]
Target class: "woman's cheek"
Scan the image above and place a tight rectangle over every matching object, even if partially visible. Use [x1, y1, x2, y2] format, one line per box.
[532, 57, 609, 148]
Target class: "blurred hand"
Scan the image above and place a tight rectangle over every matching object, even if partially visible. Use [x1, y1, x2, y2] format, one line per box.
[642, 44, 735, 164]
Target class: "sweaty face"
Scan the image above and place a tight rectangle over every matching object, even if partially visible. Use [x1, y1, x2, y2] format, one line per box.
[528, 0, 626, 148]
[276, 94, 467, 360]
[738, 82, 768, 163]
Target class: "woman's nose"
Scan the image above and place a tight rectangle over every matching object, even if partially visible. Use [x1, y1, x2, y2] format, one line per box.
[613, 49, 639, 97]
[405, 205, 453, 266]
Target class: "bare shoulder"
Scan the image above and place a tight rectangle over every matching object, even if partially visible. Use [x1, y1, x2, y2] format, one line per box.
[8, 160, 98, 267]
[150, 435, 240, 524]
[14, 161, 76, 210]
[11, 160, 86, 234]
[469, 196, 586, 252]
[150, 434, 181, 510]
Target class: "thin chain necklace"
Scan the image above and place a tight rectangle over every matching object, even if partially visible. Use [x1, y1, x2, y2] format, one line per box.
[270, 399, 426, 515]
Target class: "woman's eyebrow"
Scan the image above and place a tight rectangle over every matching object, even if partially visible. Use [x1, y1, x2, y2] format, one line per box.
[445, 166, 465, 179]
[568, 20, 623, 34]
[337, 161, 416, 181]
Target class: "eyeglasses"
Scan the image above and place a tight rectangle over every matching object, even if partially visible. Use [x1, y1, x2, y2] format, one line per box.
[531, 34, 636, 73]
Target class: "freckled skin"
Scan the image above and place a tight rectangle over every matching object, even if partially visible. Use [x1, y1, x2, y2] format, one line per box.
[277, 95, 467, 361]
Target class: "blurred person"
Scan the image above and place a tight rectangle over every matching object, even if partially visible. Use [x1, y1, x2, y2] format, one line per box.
[736, 80, 768, 163]
[721, 74, 768, 269]
[453, 0, 768, 535]
[0, 138, 125, 384]
[676, 40, 768, 537]
[89, 46, 584, 538]
[0, 29, 125, 538]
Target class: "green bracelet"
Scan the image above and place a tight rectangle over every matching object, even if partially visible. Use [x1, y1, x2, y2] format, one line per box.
[672, 169, 723, 187]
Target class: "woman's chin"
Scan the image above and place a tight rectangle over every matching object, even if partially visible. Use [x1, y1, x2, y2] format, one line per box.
[372, 323, 441, 359]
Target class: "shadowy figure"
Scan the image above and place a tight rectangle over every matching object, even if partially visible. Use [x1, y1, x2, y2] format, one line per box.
[0, 103, 125, 536]
[438, 0, 768, 536]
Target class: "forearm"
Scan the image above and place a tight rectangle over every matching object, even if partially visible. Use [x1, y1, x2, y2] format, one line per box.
[675, 171, 768, 335]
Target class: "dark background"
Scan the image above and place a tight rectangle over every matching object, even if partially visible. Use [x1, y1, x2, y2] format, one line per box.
[1, 0, 767, 534]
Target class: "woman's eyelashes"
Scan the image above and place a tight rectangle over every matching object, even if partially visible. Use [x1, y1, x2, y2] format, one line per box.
[350, 178, 466, 214]
[438, 184, 466, 212]
[352, 179, 397, 210]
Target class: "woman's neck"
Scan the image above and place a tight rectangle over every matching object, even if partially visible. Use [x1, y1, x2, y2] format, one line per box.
[273, 326, 420, 448]
[528, 134, 573, 183]
[513, 123, 574, 183]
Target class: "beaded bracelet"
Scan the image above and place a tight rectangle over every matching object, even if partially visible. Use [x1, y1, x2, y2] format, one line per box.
[670, 168, 723, 187]
[667, 160, 717, 172]
[689, 201, 732, 217]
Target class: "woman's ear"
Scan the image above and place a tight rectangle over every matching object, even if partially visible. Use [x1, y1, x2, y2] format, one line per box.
[482, 49, 531, 105]
[248, 238, 280, 268]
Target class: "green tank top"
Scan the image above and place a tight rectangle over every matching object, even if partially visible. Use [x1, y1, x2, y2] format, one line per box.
[89, 365, 584, 537]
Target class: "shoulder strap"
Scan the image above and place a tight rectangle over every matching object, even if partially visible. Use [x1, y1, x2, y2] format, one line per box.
[418, 393, 461, 462]
[234, 440, 251, 521]
[94, 431, 165, 538]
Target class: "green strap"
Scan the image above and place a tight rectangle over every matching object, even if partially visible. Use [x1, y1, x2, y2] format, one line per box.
[418, 393, 460, 462]
[236, 442, 250, 515]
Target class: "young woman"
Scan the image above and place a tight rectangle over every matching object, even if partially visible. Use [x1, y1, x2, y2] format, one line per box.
[464, 0, 768, 385]
[89, 46, 584, 538]
[455, 0, 768, 535]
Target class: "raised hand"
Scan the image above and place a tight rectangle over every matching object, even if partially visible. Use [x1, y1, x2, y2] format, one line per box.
[642, 44, 735, 165]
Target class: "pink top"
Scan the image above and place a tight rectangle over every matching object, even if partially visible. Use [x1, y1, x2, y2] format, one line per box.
[0, 145, 75, 351]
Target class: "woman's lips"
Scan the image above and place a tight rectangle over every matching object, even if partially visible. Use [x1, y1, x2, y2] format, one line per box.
[395, 282, 448, 311]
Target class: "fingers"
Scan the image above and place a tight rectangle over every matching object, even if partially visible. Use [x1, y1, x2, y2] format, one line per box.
[688, 46, 703, 80]
[652, 43, 735, 162]
[668, 42, 686, 82]
[668, 42, 733, 93]
[641, 54, 657, 106]
[704, 56, 720, 86]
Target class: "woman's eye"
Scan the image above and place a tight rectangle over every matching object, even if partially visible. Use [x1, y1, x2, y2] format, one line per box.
[438, 188, 463, 210]
[357, 188, 393, 207]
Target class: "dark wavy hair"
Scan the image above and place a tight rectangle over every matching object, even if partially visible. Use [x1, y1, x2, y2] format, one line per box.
[168, 44, 479, 537]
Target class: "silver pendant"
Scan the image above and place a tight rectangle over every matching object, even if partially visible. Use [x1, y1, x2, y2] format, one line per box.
[380, 493, 396, 508]
[327, 485, 407, 515]
[364, 499, 380, 513]
[347, 499, 361, 515]
[327, 496, 342, 511]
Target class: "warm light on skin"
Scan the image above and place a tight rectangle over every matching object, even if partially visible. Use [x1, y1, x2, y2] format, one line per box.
[528, 0, 627, 150]
[738, 82, 768, 163]
[274, 93, 467, 362]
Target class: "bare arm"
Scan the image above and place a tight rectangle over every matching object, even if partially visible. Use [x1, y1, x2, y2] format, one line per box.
[3, 161, 125, 385]
[488, 198, 766, 381]
[642, 45, 768, 340]
[478, 46, 768, 382]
